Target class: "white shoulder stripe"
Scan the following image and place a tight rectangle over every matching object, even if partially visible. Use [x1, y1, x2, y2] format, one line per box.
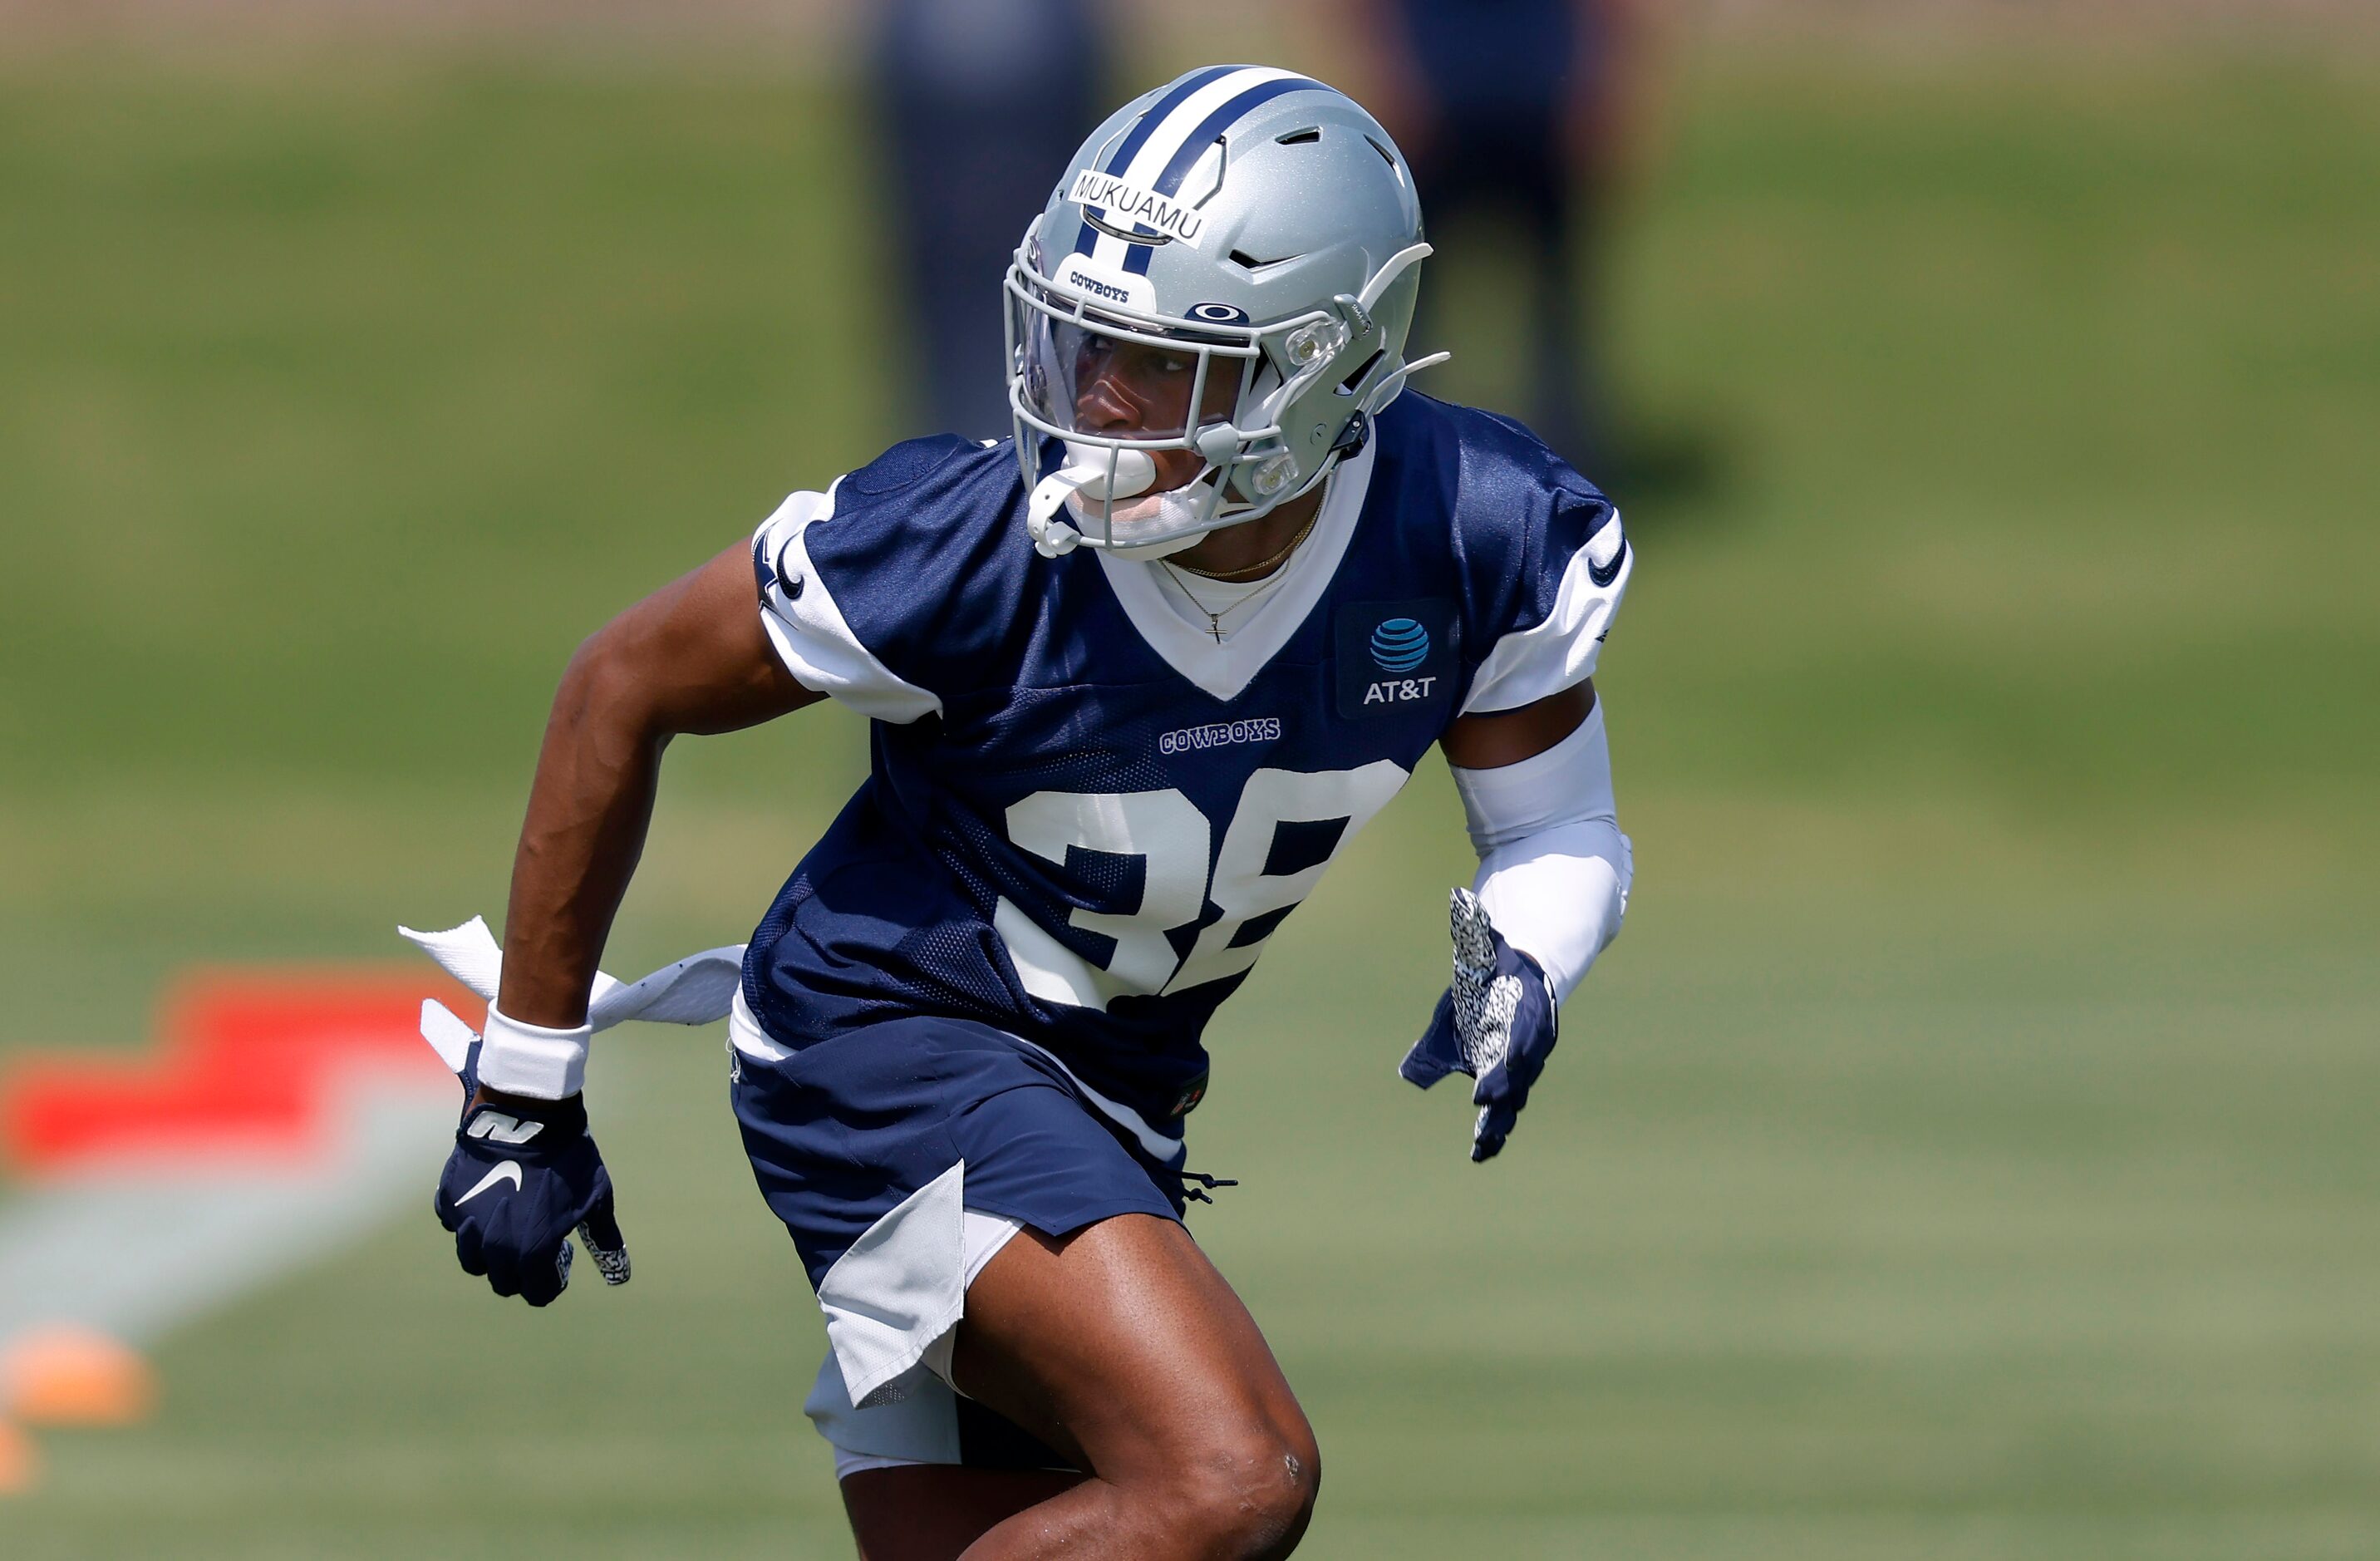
[752, 481, 943, 723]
[1461, 517, 1632, 716]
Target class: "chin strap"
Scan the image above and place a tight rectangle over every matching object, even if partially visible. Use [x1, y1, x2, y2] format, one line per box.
[1026, 467, 1092, 558]
[1028, 445, 1161, 559]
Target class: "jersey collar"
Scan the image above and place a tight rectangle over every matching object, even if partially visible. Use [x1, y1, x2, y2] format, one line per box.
[1091, 439, 1377, 702]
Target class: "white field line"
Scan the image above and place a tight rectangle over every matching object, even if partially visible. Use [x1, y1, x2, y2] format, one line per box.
[0, 1066, 454, 1350]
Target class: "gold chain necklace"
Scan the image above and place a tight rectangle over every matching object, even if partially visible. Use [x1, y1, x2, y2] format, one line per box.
[1158, 558, 1301, 642]
[1168, 507, 1320, 582]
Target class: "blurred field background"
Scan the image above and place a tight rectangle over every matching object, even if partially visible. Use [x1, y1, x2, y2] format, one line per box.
[3, 4, 2378, 1556]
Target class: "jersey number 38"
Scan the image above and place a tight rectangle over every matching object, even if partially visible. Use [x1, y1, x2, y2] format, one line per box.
[993, 761, 1408, 1011]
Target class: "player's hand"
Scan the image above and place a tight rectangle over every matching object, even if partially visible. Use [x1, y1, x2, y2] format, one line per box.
[423, 1006, 630, 1306]
[1399, 889, 1560, 1163]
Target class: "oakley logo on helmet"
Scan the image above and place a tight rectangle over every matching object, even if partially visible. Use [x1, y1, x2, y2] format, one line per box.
[1188, 303, 1251, 325]
[1070, 170, 1206, 246]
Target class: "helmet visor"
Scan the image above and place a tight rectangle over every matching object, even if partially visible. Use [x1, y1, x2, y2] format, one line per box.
[1011, 283, 1257, 443]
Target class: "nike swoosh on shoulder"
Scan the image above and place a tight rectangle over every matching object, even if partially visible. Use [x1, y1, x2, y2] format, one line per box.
[457, 1161, 524, 1205]
[1587, 534, 1629, 589]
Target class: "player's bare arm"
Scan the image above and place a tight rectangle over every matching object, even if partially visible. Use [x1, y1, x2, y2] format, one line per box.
[1442, 676, 1594, 768]
[492, 545, 819, 1035]
[411, 546, 819, 1307]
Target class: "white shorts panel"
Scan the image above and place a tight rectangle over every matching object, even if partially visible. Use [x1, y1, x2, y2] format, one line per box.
[805, 1206, 1028, 1471]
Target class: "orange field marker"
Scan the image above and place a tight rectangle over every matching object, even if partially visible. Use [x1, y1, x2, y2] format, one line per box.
[2, 1325, 156, 1426]
[0, 1418, 38, 1495]
[2, 971, 463, 1178]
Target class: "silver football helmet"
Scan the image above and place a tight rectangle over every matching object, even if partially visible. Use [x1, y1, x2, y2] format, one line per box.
[1005, 65, 1447, 559]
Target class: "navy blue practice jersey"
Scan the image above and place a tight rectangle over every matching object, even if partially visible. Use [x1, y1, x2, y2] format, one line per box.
[740, 391, 1630, 1147]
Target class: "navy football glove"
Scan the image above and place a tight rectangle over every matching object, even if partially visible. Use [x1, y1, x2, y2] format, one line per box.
[426, 1008, 629, 1307]
[1400, 889, 1560, 1162]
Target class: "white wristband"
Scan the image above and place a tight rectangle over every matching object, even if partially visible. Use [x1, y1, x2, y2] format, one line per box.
[475, 1006, 592, 1100]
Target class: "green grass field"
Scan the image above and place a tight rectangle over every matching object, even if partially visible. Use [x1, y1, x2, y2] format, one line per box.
[3, 42, 2377, 1559]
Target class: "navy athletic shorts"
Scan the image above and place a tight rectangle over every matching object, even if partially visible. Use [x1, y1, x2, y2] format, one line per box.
[728, 1005, 1189, 1290]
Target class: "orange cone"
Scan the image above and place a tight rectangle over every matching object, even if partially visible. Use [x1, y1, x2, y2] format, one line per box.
[2, 1326, 156, 1426]
[0, 1419, 37, 1495]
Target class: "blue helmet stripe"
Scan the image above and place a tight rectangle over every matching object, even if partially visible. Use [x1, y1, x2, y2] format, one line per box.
[1072, 68, 1329, 273]
[1105, 64, 1243, 176]
[1120, 75, 1327, 276]
[1072, 64, 1243, 260]
[1150, 75, 1326, 199]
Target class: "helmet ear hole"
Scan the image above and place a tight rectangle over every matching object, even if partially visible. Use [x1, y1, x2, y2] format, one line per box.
[1335, 348, 1385, 398]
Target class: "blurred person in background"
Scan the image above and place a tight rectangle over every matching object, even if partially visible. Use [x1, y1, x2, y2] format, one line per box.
[870, 0, 1112, 439]
[1348, 0, 1648, 471]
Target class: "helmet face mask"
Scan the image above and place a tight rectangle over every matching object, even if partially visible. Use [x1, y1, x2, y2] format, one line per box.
[1011, 276, 1264, 445]
[1006, 260, 1353, 554]
[1005, 66, 1447, 559]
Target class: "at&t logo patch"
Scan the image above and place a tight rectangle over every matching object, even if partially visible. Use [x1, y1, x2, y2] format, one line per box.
[1335, 598, 1458, 720]
[1369, 618, 1430, 672]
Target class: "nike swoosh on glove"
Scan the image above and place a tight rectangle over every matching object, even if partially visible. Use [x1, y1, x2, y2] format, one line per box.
[1399, 888, 1561, 1162]
[421, 1002, 630, 1307]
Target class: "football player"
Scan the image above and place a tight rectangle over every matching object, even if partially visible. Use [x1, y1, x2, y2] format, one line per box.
[416, 66, 1632, 1560]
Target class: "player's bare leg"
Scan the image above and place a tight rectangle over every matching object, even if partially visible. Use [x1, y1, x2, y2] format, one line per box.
[841, 1465, 1084, 1561]
[842, 1213, 1318, 1561]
